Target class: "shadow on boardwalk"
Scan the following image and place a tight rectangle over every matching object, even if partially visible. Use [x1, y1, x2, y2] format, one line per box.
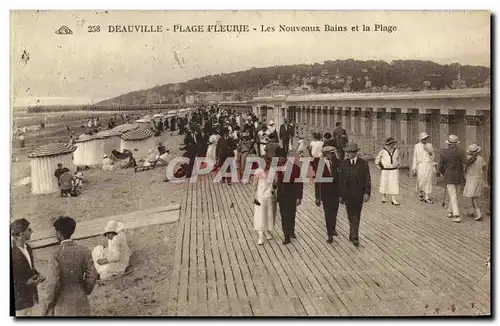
[166, 163, 491, 316]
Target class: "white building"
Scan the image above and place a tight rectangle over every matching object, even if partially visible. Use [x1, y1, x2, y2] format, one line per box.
[28, 143, 76, 195]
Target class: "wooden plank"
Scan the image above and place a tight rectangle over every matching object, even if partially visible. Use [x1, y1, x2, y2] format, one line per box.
[30, 208, 180, 249]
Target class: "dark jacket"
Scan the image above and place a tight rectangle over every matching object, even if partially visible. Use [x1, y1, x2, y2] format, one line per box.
[12, 244, 39, 311]
[338, 157, 371, 202]
[332, 126, 348, 149]
[315, 157, 342, 202]
[439, 146, 465, 185]
[54, 168, 64, 181]
[43, 240, 97, 316]
[279, 123, 294, 140]
[216, 136, 237, 160]
[276, 161, 303, 201]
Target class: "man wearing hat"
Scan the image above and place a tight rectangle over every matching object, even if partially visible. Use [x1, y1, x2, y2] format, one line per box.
[42, 216, 97, 316]
[237, 131, 255, 181]
[216, 127, 238, 185]
[439, 135, 465, 223]
[315, 145, 343, 243]
[266, 120, 279, 142]
[11, 219, 45, 316]
[275, 147, 303, 244]
[338, 143, 371, 247]
[332, 122, 348, 161]
[411, 132, 436, 204]
[279, 117, 294, 157]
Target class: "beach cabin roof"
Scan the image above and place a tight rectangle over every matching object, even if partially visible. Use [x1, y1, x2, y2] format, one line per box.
[121, 128, 155, 141]
[28, 143, 76, 158]
[111, 123, 140, 134]
[75, 133, 105, 143]
[135, 118, 151, 123]
[95, 129, 122, 138]
[153, 114, 165, 118]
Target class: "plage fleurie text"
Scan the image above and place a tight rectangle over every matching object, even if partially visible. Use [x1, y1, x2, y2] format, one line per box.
[103, 24, 397, 33]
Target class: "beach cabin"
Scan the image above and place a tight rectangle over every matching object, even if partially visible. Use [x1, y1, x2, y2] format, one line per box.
[28, 143, 76, 195]
[120, 128, 156, 159]
[95, 129, 122, 156]
[73, 134, 105, 167]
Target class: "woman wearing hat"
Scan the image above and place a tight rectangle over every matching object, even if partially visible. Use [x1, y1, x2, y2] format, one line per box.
[252, 155, 277, 245]
[375, 137, 401, 205]
[237, 131, 255, 182]
[463, 144, 487, 221]
[206, 128, 221, 169]
[411, 132, 435, 204]
[102, 154, 115, 171]
[92, 220, 131, 280]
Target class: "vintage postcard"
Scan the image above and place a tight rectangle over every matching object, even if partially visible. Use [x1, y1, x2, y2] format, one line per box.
[10, 10, 491, 317]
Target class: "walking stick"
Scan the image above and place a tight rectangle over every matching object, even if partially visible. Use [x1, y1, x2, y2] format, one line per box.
[442, 183, 447, 207]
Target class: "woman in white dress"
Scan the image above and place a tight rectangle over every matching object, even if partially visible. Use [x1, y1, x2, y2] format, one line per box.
[92, 220, 132, 280]
[206, 131, 220, 168]
[375, 137, 400, 205]
[252, 157, 277, 245]
[463, 144, 487, 221]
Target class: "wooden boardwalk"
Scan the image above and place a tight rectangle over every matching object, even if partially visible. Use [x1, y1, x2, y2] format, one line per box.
[165, 164, 491, 316]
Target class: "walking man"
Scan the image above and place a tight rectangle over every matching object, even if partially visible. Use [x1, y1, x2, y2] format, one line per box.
[439, 135, 465, 223]
[42, 216, 97, 316]
[338, 143, 371, 247]
[315, 146, 342, 243]
[11, 219, 45, 316]
[332, 122, 348, 161]
[275, 147, 303, 244]
[411, 132, 436, 204]
[279, 117, 293, 156]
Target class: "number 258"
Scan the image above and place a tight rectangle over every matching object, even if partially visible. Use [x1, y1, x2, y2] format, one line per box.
[88, 25, 101, 33]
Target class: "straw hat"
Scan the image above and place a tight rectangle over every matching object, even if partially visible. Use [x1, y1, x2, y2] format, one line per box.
[104, 220, 125, 235]
[445, 135, 460, 145]
[322, 146, 335, 153]
[103, 154, 108, 158]
[268, 120, 275, 126]
[419, 132, 429, 140]
[385, 137, 397, 145]
[467, 143, 481, 154]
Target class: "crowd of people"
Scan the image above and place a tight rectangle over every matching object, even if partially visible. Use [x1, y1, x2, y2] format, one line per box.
[11, 104, 491, 316]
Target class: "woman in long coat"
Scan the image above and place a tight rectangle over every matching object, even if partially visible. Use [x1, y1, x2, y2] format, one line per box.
[252, 156, 277, 245]
[374, 137, 400, 205]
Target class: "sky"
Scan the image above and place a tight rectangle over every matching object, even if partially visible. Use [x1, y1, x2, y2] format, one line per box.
[10, 10, 491, 106]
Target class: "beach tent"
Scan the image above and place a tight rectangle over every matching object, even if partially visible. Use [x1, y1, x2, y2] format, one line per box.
[120, 128, 156, 159]
[135, 118, 154, 129]
[28, 143, 76, 195]
[153, 113, 165, 119]
[73, 134, 106, 167]
[111, 123, 140, 134]
[95, 129, 122, 156]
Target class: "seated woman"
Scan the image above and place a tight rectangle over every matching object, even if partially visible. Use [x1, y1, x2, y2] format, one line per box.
[143, 149, 158, 167]
[102, 154, 115, 171]
[92, 220, 131, 280]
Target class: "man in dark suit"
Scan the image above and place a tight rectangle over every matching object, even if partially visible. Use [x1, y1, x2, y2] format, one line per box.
[275, 147, 303, 245]
[11, 218, 45, 316]
[338, 142, 371, 247]
[332, 122, 348, 161]
[42, 216, 97, 316]
[216, 128, 238, 185]
[315, 146, 342, 243]
[279, 117, 294, 156]
[438, 135, 465, 223]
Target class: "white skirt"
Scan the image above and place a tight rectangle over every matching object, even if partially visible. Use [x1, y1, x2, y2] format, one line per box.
[416, 162, 434, 194]
[253, 196, 276, 231]
[379, 169, 399, 195]
[206, 144, 217, 163]
[463, 177, 484, 198]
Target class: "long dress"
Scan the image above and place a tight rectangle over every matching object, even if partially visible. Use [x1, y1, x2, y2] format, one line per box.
[463, 155, 486, 198]
[375, 148, 400, 195]
[412, 142, 435, 194]
[206, 134, 220, 165]
[253, 168, 277, 231]
[92, 231, 131, 280]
